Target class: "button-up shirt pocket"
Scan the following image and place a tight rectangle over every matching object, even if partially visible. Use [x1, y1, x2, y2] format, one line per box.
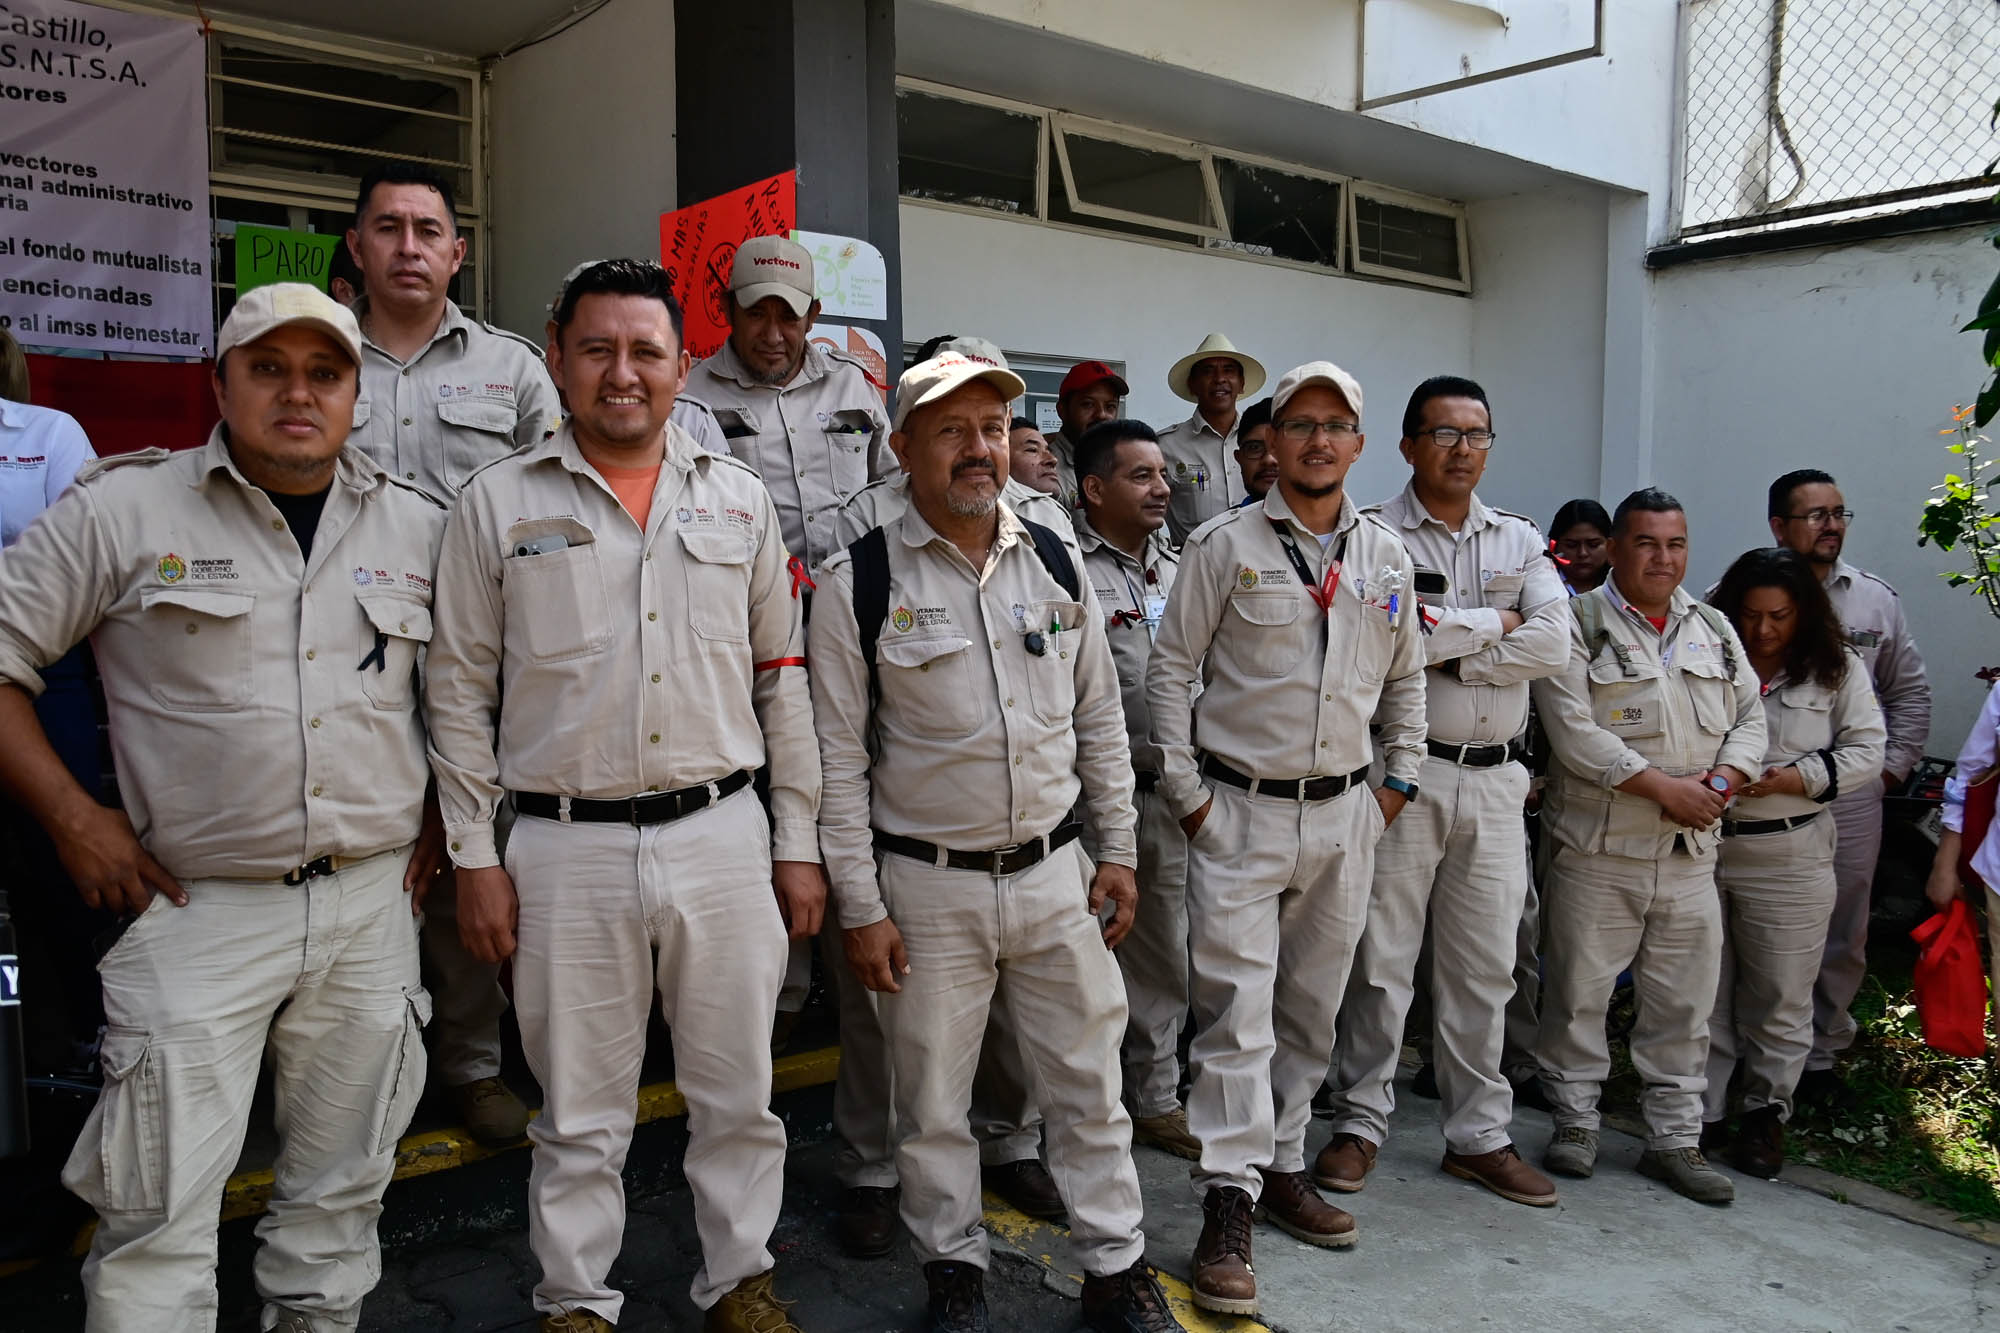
[1223, 591, 1307, 678]
[679, 528, 754, 644]
[822, 409, 876, 501]
[437, 397, 518, 490]
[1680, 655, 1733, 737]
[355, 592, 433, 710]
[1482, 573, 1525, 609]
[139, 587, 254, 712]
[1772, 680, 1835, 757]
[501, 517, 612, 663]
[1025, 597, 1087, 724]
[878, 634, 979, 739]
[1587, 654, 1664, 740]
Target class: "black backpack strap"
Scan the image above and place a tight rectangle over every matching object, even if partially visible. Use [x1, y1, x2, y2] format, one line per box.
[849, 526, 890, 706]
[1021, 519, 1081, 601]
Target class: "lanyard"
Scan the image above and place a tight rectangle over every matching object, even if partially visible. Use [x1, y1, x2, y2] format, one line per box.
[1269, 519, 1346, 616]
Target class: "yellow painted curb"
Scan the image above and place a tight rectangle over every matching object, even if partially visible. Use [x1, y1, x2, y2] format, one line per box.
[209, 1045, 845, 1229]
[983, 1194, 1272, 1332]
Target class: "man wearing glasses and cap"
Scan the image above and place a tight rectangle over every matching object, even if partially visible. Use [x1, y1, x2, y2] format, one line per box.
[1764, 469, 1930, 1107]
[0, 283, 447, 1332]
[1047, 360, 1130, 510]
[684, 233, 893, 576]
[1146, 361, 1425, 1316]
[1156, 333, 1267, 544]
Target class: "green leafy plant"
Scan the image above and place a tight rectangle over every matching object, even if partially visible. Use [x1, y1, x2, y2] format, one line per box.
[1917, 407, 2000, 617]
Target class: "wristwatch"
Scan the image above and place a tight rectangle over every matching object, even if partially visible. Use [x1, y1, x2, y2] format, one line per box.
[1382, 776, 1420, 801]
[1704, 773, 1731, 795]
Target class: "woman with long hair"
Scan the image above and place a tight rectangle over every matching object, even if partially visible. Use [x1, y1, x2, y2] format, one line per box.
[1702, 547, 1884, 1177]
[1548, 498, 1611, 596]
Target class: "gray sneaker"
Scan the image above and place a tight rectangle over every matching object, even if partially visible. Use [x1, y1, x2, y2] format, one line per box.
[1638, 1147, 1735, 1205]
[1544, 1126, 1598, 1178]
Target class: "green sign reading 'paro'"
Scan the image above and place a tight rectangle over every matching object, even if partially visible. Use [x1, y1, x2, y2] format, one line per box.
[233, 225, 340, 295]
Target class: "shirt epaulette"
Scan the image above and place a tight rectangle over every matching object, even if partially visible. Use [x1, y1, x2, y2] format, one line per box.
[1854, 567, 1902, 598]
[455, 440, 536, 492]
[74, 447, 172, 484]
[1359, 501, 1387, 517]
[700, 449, 765, 483]
[1486, 506, 1543, 530]
[479, 320, 547, 358]
[1183, 502, 1249, 548]
[820, 346, 883, 383]
[382, 472, 449, 510]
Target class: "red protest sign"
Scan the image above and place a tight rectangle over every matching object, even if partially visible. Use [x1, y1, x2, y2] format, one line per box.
[660, 170, 798, 361]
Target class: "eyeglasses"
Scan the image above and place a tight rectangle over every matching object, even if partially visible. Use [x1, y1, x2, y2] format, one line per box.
[1784, 507, 1855, 527]
[1236, 441, 1270, 459]
[1414, 427, 1496, 450]
[1276, 419, 1360, 442]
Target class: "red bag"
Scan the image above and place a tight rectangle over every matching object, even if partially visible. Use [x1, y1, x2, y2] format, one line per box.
[1909, 899, 1991, 1059]
[1958, 765, 1998, 892]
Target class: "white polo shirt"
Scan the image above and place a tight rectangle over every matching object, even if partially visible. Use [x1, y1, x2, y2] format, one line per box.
[0, 397, 95, 547]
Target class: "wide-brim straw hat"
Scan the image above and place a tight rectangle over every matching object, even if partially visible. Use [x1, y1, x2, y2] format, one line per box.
[1168, 332, 1267, 403]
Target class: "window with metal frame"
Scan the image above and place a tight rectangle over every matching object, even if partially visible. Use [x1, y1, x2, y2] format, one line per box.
[1348, 185, 1470, 291]
[1210, 156, 1344, 270]
[202, 22, 484, 324]
[896, 85, 1044, 217]
[1049, 115, 1224, 240]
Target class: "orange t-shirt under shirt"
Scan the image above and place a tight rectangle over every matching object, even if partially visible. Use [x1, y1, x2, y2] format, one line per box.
[591, 458, 663, 530]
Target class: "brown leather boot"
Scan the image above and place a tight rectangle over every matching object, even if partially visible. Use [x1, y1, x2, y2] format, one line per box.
[1442, 1143, 1559, 1207]
[1254, 1167, 1358, 1248]
[704, 1270, 802, 1332]
[1191, 1186, 1258, 1316]
[1730, 1104, 1786, 1180]
[1311, 1132, 1378, 1193]
[835, 1184, 899, 1259]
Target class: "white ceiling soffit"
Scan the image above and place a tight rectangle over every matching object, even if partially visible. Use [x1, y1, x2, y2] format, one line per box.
[895, 0, 1580, 204]
[187, 0, 588, 59]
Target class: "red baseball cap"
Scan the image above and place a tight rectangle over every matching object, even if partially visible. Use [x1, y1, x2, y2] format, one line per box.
[1058, 360, 1129, 399]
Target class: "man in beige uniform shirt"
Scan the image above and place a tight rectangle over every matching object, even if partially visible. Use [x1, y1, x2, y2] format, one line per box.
[1530, 488, 1765, 1206]
[0, 284, 444, 1333]
[1047, 360, 1128, 511]
[424, 261, 819, 1333]
[1071, 417, 1197, 1160]
[811, 353, 1181, 1333]
[1155, 334, 1265, 545]
[1147, 362, 1426, 1316]
[1763, 469, 1931, 1105]
[1319, 376, 1566, 1208]
[344, 161, 557, 1144]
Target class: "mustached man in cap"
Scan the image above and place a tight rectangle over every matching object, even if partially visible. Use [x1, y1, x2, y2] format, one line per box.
[1146, 361, 1426, 1317]
[1155, 333, 1266, 544]
[0, 283, 448, 1331]
[811, 351, 1184, 1332]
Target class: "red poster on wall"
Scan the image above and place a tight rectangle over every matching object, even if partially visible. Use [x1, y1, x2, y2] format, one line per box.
[659, 170, 798, 362]
[28, 353, 219, 456]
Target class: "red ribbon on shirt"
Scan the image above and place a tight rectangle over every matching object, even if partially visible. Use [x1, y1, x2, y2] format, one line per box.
[787, 555, 816, 601]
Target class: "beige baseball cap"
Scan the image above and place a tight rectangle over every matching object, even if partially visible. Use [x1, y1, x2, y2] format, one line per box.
[935, 335, 1008, 369]
[217, 282, 363, 366]
[1270, 360, 1364, 421]
[730, 235, 816, 317]
[892, 352, 1027, 432]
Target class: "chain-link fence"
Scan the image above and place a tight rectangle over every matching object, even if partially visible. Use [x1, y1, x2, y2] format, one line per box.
[1678, 0, 2000, 238]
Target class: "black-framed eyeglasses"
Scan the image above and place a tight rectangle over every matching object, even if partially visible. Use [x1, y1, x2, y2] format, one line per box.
[1785, 507, 1855, 527]
[1276, 419, 1360, 442]
[1415, 427, 1496, 450]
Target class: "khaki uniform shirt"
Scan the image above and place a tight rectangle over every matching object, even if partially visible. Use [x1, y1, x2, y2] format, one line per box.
[1733, 650, 1886, 821]
[1369, 483, 1569, 745]
[1532, 577, 1767, 858]
[1146, 490, 1428, 820]
[1045, 429, 1082, 512]
[809, 501, 1137, 929]
[832, 470, 1074, 556]
[1076, 514, 1178, 774]
[1824, 559, 1930, 780]
[684, 339, 892, 571]
[671, 393, 728, 456]
[350, 300, 559, 498]
[1156, 410, 1244, 544]
[0, 429, 445, 879]
[424, 421, 820, 869]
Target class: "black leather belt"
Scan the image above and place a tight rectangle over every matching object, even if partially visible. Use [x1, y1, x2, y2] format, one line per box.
[1134, 769, 1159, 793]
[874, 821, 1082, 875]
[515, 770, 752, 826]
[1427, 738, 1526, 769]
[1202, 756, 1370, 802]
[282, 855, 342, 886]
[1721, 809, 1822, 838]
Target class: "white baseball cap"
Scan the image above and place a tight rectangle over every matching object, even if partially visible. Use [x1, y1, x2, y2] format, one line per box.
[730, 235, 816, 317]
[217, 282, 363, 366]
[1270, 360, 1364, 421]
[935, 335, 1008, 369]
[892, 352, 1027, 432]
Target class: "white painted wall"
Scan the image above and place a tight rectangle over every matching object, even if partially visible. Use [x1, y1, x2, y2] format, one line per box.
[1651, 224, 1997, 749]
[1466, 186, 1612, 532]
[902, 195, 1624, 515]
[485, 1, 676, 337]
